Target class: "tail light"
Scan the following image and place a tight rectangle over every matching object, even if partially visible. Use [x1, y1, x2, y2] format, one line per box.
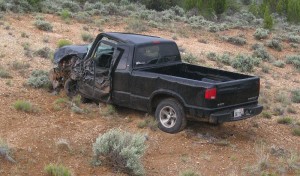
[205, 88, 217, 100]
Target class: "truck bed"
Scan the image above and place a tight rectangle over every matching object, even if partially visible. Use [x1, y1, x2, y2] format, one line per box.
[138, 63, 260, 114]
[142, 63, 252, 83]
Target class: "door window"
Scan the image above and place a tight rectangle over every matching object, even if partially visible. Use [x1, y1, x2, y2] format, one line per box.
[93, 42, 114, 68]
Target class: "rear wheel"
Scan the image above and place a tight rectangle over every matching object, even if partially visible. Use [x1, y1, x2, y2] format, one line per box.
[155, 98, 186, 134]
[64, 79, 78, 97]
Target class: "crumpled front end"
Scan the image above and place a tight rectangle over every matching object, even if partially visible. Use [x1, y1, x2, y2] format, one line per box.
[50, 45, 88, 92]
[53, 45, 88, 64]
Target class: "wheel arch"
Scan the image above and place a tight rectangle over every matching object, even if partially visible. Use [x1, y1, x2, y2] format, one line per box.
[149, 90, 186, 112]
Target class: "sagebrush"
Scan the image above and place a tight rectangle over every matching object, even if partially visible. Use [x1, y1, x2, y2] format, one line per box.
[27, 70, 51, 88]
[34, 20, 53, 31]
[232, 54, 261, 72]
[286, 55, 300, 71]
[93, 128, 146, 176]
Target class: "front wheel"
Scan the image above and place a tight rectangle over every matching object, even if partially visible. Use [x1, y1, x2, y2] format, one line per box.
[155, 98, 186, 134]
[64, 79, 78, 97]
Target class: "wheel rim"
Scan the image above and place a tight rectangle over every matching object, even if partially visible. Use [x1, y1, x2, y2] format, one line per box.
[159, 106, 177, 128]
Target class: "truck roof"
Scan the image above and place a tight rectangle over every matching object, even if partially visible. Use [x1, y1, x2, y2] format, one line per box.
[104, 32, 173, 45]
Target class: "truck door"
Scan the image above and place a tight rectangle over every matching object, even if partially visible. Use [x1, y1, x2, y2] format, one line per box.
[79, 40, 115, 101]
[111, 45, 131, 107]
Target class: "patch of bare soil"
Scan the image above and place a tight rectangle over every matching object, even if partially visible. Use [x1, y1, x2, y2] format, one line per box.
[0, 14, 299, 176]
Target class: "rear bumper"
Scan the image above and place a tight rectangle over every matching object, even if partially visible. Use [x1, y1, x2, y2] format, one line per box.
[208, 104, 263, 123]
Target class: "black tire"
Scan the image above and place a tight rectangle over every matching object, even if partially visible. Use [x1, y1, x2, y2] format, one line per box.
[210, 121, 224, 126]
[155, 98, 187, 134]
[64, 79, 78, 98]
[81, 96, 92, 103]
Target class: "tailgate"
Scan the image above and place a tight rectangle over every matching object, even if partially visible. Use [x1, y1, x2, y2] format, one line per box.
[214, 78, 260, 108]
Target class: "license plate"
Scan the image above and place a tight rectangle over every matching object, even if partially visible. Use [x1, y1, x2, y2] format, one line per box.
[234, 108, 244, 118]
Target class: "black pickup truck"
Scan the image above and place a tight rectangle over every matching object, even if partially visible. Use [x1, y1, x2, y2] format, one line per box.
[50, 32, 263, 133]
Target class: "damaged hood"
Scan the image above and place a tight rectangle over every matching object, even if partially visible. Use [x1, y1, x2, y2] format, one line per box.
[53, 45, 89, 64]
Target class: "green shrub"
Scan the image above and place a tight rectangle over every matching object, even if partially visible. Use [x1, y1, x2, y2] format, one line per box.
[27, 70, 51, 89]
[182, 53, 197, 64]
[60, 9, 72, 20]
[74, 11, 92, 23]
[277, 117, 293, 124]
[266, 39, 283, 51]
[57, 39, 72, 48]
[22, 42, 31, 51]
[140, 0, 181, 11]
[54, 98, 69, 110]
[261, 65, 270, 73]
[288, 35, 300, 43]
[225, 36, 247, 46]
[206, 52, 217, 61]
[0, 0, 33, 13]
[21, 32, 29, 38]
[0, 138, 15, 163]
[13, 100, 33, 113]
[287, 0, 300, 23]
[231, 54, 260, 72]
[71, 104, 85, 114]
[34, 47, 51, 59]
[286, 55, 300, 70]
[287, 106, 297, 114]
[275, 92, 289, 105]
[273, 106, 285, 116]
[254, 28, 269, 40]
[93, 129, 146, 176]
[100, 2, 120, 15]
[262, 111, 272, 119]
[180, 170, 200, 176]
[0, 67, 12, 78]
[291, 89, 300, 103]
[276, 0, 287, 15]
[241, 0, 252, 5]
[249, 2, 259, 17]
[100, 104, 117, 116]
[172, 35, 178, 40]
[263, 6, 273, 29]
[126, 18, 148, 33]
[273, 60, 285, 68]
[293, 128, 300, 136]
[217, 53, 232, 65]
[184, 0, 228, 18]
[208, 25, 219, 33]
[34, 20, 53, 32]
[81, 33, 93, 42]
[44, 164, 71, 176]
[252, 44, 271, 61]
[137, 118, 158, 131]
[12, 60, 30, 70]
[62, 1, 81, 12]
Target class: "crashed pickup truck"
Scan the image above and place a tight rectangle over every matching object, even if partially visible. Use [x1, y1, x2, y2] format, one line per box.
[50, 32, 263, 133]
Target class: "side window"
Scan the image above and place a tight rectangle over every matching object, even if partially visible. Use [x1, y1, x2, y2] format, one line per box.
[116, 46, 129, 70]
